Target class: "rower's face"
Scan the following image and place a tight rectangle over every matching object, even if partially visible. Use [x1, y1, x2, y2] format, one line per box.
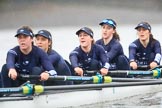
[78, 31, 93, 47]
[35, 35, 51, 52]
[101, 24, 115, 39]
[17, 34, 33, 50]
[137, 27, 150, 41]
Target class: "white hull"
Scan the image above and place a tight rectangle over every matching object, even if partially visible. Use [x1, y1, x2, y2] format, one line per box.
[0, 84, 162, 108]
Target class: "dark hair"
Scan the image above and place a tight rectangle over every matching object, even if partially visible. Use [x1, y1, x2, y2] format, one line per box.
[47, 40, 52, 54]
[113, 29, 120, 41]
[111, 19, 120, 40]
[46, 31, 52, 54]
[150, 34, 157, 47]
[150, 34, 154, 39]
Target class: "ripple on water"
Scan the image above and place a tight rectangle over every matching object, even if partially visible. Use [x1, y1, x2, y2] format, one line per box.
[70, 92, 162, 108]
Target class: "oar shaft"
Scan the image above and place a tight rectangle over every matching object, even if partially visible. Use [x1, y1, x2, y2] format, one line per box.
[0, 87, 22, 94]
[1, 79, 162, 95]
[20, 75, 158, 83]
[112, 78, 157, 82]
[109, 70, 153, 75]
[21, 75, 93, 81]
[0, 83, 34, 95]
[109, 68, 161, 78]
[43, 80, 162, 91]
[0, 96, 33, 101]
[137, 65, 150, 70]
[49, 76, 93, 81]
[54, 76, 159, 82]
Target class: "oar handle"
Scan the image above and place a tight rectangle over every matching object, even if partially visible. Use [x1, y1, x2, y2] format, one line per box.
[137, 65, 150, 70]
[136, 65, 162, 70]
[19, 74, 41, 80]
[20, 74, 110, 84]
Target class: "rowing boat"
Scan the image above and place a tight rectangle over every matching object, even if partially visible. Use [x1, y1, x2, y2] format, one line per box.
[0, 69, 162, 108]
[0, 82, 162, 108]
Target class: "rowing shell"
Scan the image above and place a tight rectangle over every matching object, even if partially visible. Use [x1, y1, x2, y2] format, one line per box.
[1, 81, 162, 108]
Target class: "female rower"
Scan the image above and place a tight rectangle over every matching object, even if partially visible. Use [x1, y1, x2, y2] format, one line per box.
[96, 19, 130, 70]
[69, 27, 109, 76]
[129, 22, 161, 70]
[35, 30, 73, 85]
[0, 26, 57, 87]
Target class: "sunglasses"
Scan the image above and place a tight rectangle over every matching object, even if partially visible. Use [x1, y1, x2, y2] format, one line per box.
[101, 19, 116, 28]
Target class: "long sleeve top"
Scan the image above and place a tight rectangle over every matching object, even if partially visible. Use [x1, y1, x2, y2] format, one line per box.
[69, 44, 109, 70]
[6, 45, 56, 75]
[129, 38, 161, 65]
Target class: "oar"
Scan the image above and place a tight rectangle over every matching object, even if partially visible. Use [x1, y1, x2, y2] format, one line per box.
[0, 83, 35, 96]
[108, 68, 161, 78]
[0, 87, 22, 94]
[135, 65, 162, 70]
[20, 74, 159, 84]
[136, 65, 150, 70]
[1, 80, 162, 95]
[0, 96, 33, 101]
[132, 65, 162, 70]
[43, 80, 162, 91]
[85, 67, 162, 78]
[21, 75, 106, 83]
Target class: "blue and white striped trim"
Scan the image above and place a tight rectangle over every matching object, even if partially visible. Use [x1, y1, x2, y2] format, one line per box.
[104, 63, 110, 69]
[129, 43, 137, 48]
[48, 70, 57, 76]
[71, 50, 78, 54]
[154, 53, 161, 64]
[8, 50, 17, 55]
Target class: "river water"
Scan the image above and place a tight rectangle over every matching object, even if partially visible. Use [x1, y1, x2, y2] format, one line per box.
[76, 91, 162, 108]
[0, 0, 162, 108]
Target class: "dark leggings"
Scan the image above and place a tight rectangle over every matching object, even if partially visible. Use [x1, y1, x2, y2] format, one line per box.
[0, 64, 42, 87]
[116, 55, 130, 70]
[44, 60, 73, 86]
[110, 55, 130, 70]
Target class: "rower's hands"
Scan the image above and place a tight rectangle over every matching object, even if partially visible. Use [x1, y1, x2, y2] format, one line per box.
[40, 72, 50, 81]
[150, 61, 158, 69]
[130, 61, 138, 70]
[100, 68, 108, 76]
[8, 68, 18, 80]
[74, 67, 83, 76]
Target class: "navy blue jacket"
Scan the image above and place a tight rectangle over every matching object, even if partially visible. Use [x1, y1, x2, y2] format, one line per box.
[69, 44, 109, 70]
[96, 38, 124, 63]
[129, 38, 161, 65]
[6, 45, 55, 74]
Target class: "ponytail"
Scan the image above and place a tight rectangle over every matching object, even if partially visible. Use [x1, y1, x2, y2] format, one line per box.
[150, 33, 157, 47]
[47, 40, 53, 54]
[113, 30, 120, 41]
